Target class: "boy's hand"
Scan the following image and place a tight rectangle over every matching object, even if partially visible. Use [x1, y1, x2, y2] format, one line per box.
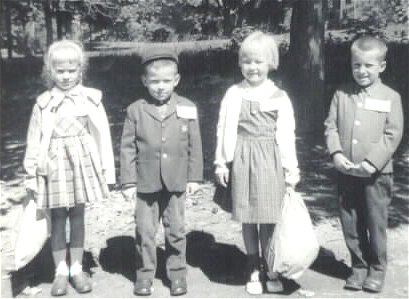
[215, 170, 229, 188]
[121, 186, 137, 201]
[333, 153, 354, 172]
[360, 160, 377, 175]
[187, 182, 200, 195]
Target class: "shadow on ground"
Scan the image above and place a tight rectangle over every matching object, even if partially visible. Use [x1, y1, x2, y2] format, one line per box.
[310, 247, 350, 279]
[186, 231, 247, 285]
[10, 241, 97, 297]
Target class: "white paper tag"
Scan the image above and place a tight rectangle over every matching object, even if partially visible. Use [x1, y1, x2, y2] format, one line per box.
[176, 105, 197, 119]
[259, 98, 281, 112]
[364, 98, 391, 113]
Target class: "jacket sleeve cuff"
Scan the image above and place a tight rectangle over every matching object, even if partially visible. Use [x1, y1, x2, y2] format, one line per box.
[364, 159, 379, 171]
[330, 151, 343, 159]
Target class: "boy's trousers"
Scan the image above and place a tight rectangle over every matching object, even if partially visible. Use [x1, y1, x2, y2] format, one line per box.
[135, 189, 186, 281]
[338, 173, 392, 276]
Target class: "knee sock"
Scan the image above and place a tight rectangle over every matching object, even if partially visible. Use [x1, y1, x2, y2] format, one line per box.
[51, 208, 69, 276]
[69, 205, 85, 275]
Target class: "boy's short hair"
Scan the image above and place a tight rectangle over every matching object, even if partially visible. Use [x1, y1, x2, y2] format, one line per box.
[351, 36, 388, 61]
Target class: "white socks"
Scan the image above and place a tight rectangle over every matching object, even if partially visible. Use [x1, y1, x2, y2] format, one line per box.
[55, 261, 69, 276]
[70, 261, 83, 276]
[55, 261, 83, 276]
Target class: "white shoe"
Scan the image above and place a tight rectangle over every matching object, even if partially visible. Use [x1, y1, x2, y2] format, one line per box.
[245, 270, 263, 295]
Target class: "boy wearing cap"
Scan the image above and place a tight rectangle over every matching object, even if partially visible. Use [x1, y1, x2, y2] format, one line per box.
[324, 36, 403, 293]
[120, 48, 203, 296]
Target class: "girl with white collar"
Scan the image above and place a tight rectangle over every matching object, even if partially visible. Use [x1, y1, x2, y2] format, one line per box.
[24, 40, 115, 296]
[214, 31, 299, 295]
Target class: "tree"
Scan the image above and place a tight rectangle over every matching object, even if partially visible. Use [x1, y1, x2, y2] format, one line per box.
[285, 0, 325, 132]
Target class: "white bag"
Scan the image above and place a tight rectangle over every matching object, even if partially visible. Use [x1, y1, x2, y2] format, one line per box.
[267, 190, 319, 280]
[14, 197, 50, 270]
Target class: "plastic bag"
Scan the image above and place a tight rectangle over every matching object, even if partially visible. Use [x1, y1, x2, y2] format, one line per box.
[14, 196, 50, 270]
[266, 190, 319, 280]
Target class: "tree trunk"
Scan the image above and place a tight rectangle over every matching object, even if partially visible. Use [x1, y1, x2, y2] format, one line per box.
[43, 0, 53, 46]
[5, 1, 13, 58]
[286, 0, 325, 133]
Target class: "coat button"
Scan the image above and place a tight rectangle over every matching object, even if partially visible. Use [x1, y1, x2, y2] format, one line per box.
[162, 153, 167, 158]
[352, 139, 358, 145]
[162, 137, 166, 142]
[354, 120, 361, 126]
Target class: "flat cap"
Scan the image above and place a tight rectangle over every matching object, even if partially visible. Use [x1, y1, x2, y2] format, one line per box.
[141, 47, 179, 65]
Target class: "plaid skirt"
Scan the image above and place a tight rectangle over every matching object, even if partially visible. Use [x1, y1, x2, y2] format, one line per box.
[231, 136, 285, 223]
[37, 116, 109, 209]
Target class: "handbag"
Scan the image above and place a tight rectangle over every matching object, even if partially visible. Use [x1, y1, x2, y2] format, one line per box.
[13, 195, 50, 270]
[266, 190, 319, 280]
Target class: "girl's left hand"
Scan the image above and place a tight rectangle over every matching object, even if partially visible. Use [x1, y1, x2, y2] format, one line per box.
[215, 170, 229, 188]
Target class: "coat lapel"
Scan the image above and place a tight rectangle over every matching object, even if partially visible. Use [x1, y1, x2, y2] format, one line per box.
[143, 94, 178, 122]
[143, 101, 163, 122]
[162, 94, 177, 121]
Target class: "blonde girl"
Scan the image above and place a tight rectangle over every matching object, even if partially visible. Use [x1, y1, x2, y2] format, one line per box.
[24, 40, 115, 296]
[214, 31, 299, 294]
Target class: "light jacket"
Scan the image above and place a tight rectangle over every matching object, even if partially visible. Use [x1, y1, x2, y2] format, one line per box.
[24, 85, 116, 190]
[214, 79, 300, 186]
[324, 80, 403, 174]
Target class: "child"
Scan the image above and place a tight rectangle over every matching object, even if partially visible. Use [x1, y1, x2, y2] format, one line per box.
[23, 40, 115, 296]
[214, 31, 299, 295]
[324, 36, 403, 293]
[120, 47, 203, 296]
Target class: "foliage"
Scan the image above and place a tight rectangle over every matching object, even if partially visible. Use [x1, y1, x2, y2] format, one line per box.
[327, 0, 408, 42]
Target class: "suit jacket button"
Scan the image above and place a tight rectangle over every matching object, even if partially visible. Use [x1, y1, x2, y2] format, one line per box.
[162, 153, 168, 158]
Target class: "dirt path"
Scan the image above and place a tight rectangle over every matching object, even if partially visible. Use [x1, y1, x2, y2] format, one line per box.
[1, 182, 408, 298]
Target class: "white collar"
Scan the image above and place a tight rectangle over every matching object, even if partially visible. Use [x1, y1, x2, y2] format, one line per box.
[239, 79, 278, 102]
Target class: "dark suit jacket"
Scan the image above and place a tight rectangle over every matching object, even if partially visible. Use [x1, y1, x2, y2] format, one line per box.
[120, 93, 203, 192]
[324, 80, 403, 173]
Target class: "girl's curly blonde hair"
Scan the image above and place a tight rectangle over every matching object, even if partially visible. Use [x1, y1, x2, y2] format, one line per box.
[42, 39, 88, 89]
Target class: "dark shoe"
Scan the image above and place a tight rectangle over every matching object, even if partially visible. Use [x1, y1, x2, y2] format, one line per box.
[70, 271, 92, 294]
[344, 268, 367, 291]
[170, 278, 187, 296]
[134, 279, 153, 296]
[363, 271, 384, 293]
[265, 277, 284, 293]
[51, 275, 68, 296]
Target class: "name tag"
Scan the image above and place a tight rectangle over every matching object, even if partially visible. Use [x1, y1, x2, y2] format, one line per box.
[176, 105, 197, 119]
[259, 98, 281, 112]
[364, 97, 391, 112]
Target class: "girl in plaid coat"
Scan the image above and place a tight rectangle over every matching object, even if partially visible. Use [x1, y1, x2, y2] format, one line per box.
[214, 31, 299, 295]
[23, 40, 115, 296]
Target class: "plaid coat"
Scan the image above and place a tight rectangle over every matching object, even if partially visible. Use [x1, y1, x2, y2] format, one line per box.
[24, 85, 116, 192]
